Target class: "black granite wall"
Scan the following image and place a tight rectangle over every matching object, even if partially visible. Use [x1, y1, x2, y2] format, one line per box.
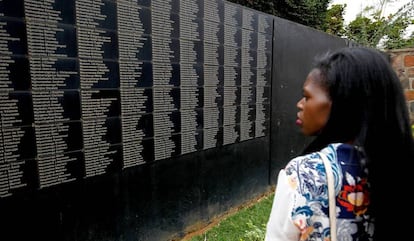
[270, 18, 349, 184]
[0, 0, 347, 240]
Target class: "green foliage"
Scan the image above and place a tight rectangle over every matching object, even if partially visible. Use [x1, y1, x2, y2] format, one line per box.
[227, 0, 330, 30]
[231, 0, 414, 50]
[346, 15, 381, 47]
[342, 1, 414, 49]
[382, 16, 414, 49]
[274, 0, 331, 30]
[323, 4, 346, 36]
[243, 220, 266, 241]
[227, 0, 276, 15]
[188, 193, 274, 241]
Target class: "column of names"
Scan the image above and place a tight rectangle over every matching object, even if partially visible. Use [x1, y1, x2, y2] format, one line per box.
[203, 0, 224, 149]
[25, 0, 79, 187]
[152, 0, 179, 160]
[77, 0, 120, 176]
[118, 0, 152, 167]
[240, 8, 257, 141]
[222, 2, 241, 145]
[255, 15, 272, 137]
[0, 1, 30, 197]
[180, 0, 203, 154]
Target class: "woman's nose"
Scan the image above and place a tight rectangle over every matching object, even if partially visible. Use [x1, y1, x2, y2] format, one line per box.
[296, 98, 304, 109]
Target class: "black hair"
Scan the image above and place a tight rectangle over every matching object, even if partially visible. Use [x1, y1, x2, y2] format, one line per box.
[303, 46, 414, 239]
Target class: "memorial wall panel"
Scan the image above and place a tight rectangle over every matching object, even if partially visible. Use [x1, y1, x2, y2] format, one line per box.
[0, 0, 273, 198]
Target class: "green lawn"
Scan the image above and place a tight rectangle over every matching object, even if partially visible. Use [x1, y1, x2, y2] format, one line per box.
[186, 192, 275, 241]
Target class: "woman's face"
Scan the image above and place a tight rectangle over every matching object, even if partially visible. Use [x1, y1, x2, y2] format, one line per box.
[296, 69, 332, 136]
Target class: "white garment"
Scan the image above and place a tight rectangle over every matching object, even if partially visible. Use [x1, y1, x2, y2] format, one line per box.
[264, 170, 300, 241]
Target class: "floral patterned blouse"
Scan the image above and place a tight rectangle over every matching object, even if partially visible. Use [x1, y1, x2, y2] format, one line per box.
[265, 143, 374, 241]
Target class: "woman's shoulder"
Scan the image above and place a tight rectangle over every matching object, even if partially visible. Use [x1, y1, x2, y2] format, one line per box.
[284, 151, 325, 184]
[285, 152, 322, 171]
[284, 143, 344, 185]
[285, 143, 337, 172]
[289, 143, 350, 166]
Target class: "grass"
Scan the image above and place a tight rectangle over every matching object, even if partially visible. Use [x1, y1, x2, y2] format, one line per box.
[185, 191, 275, 241]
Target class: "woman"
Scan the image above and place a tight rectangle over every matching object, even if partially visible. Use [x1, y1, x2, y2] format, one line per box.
[265, 47, 414, 241]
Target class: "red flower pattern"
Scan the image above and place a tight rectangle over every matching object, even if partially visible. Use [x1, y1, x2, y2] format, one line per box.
[337, 178, 370, 216]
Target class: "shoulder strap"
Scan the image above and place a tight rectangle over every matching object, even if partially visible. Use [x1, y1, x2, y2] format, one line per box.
[320, 152, 337, 241]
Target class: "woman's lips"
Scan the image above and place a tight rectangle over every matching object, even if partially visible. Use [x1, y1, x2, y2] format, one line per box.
[296, 118, 303, 126]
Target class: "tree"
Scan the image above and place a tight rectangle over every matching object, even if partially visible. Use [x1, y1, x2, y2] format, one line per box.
[273, 0, 331, 30]
[227, 0, 330, 30]
[323, 4, 346, 36]
[340, 0, 414, 49]
[227, 0, 276, 15]
[230, 0, 414, 50]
